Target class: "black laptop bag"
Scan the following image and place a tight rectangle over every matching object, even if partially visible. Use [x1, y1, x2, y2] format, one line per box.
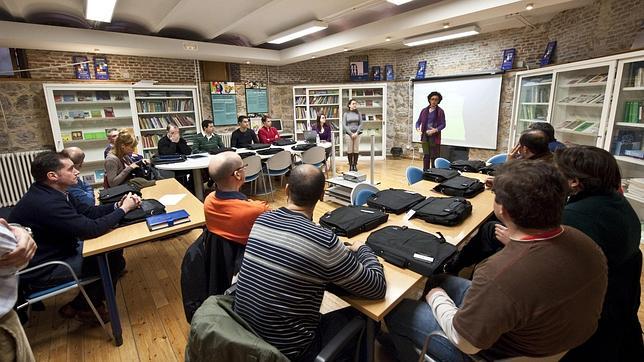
[248, 143, 271, 150]
[208, 147, 235, 155]
[151, 154, 186, 165]
[449, 160, 486, 173]
[273, 139, 296, 146]
[366, 189, 425, 214]
[119, 199, 166, 226]
[319, 206, 389, 238]
[99, 184, 142, 204]
[411, 197, 472, 226]
[422, 168, 460, 183]
[479, 164, 502, 176]
[433, 176, 485, 198]
[292, 143, 316, 151]
[256, 148, 283, 156]
[366, 226, 456, 276]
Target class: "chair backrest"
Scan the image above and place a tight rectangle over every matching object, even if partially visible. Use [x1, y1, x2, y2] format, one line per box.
[406, 166, 424, 185]
[187, 295, 289, 362]
[243, 155, 262, 179]
[266, 150, 292, 171]
[350, 183, 380, 206]
[434, 157, 451, 169]
[301, 146, 325, 165]
[486, 153, 508, 165]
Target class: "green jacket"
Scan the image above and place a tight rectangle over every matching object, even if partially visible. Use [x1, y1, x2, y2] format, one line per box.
[192, 133, 224, 154]
[186, 295, 289, 362]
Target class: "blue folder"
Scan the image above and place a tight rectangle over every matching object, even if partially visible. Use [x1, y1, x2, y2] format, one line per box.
[146, 209, 190, 231]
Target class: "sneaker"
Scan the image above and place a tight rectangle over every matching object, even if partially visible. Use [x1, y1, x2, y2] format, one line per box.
[58, 302, 78, 319]
[75, 304, 110, 324]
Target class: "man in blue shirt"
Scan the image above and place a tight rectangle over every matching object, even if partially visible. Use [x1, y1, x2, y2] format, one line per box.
[61, 147, 94, 206]
[529, 122, 565, 152]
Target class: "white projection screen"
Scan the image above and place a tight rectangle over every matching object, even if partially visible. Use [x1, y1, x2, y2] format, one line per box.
[412, 75, 502, 149]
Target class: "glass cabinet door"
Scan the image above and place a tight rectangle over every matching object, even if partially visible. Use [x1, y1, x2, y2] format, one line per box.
[607, 59, 644, 167]
[513, 74, 553, 146]
[551, 65, 612, 147]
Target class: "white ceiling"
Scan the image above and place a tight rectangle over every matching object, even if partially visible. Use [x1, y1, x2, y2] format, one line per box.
[0, 0, 591, 65]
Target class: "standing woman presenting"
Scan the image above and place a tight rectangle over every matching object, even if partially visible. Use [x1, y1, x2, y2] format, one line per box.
[343, 99, 362, 171]
[415, 91, 446, 171]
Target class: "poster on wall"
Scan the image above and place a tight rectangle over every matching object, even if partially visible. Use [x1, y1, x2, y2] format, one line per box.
[73, 55, 91, 80]
[501, 48, 516, 70]
[93, 56, 109, 80]
[372, 66, 381, 81]
[385, 64, 394, 81]
[540, 41, 557, 66]
[416, 61, 427, 79]
[244, 81, 268, 114]
[349, 56, 369, 81]
[211, 81, 238, 125]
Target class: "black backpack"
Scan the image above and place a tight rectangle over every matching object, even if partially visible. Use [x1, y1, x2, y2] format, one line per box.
[292, 143, 316, 151]
[366, 226, 456, 276]
[366, 189, 425, 214]
[319, 206, 389, 238]
[411, 197, 472, 226]
[99, 184, 142, 204]
[450, 160, 486, 173]
[248, 143, 271, 150]
[237, 152, 256, 159]
[479, 164, 502, 176]
[273, 139, 296, 146]
[208, 147, 235, 155]
[422, 168, 459, 183]
[433, 176, 485, 198]
[151, 154, 186, 165]
[119, 199, 166, 226]
[256, 148, 283, 156]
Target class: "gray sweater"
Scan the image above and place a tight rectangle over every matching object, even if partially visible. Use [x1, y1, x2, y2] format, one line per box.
[343, 110, 362, 135]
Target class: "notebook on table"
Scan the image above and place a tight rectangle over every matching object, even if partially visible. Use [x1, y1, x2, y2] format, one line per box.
[146, 209, 190, 231]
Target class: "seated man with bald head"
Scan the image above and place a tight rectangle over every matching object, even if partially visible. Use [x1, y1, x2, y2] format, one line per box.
[203, 152, 269, 246]
[61, 147, 94, 206]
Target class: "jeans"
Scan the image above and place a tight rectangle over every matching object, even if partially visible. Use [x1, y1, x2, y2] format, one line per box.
[385, 275, 472, 362]
[297, 307, 362, 362]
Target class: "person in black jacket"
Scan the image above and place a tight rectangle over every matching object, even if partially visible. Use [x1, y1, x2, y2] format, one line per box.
[9, 151, 141, 323]
[158, 124, 192, 155]
[230, 115, 259, 148]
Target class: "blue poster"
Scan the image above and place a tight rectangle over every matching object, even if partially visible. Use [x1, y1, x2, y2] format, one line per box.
[212, 94, 238, 125]
[385, 64, 394, 81]
[416, 61, 427, 79]
[93, 56, 109, 80]
[501, 48, 516, 70]
[73, 55, 90, 80]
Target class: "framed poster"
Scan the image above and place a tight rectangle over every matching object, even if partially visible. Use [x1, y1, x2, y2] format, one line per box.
[385, 64, 394, 81]
[93, 56, 109, 80]
[372, 66, 381, 81]
[416, 60, 427, 79]
[540, 41, 557, 66]
[245, 82, 268, 114]
[349, 56, 369, 81]
[501, 48, 516, 70]
[211, 81, 238, 125]
[73, 55, 91, 80]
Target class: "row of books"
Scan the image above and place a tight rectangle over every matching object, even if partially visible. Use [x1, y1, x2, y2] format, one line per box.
[141, 134, 161, 148]
[309, 96, 339, 105]
[294, 96, 307, 105]
[558, 119, 599, 134]
[57, 107, 117, 120]
[362, 114, 383, 121]
[623, 101, 643, 123]
[54, 91, 127, 103]
[519, 106, 547, 120]
[310, 107, 339, 119]
[136, 99, 194, 113]
[624, 178, 644, 202]
[356, 100, 381, 107]
[309, 90, 339, 96]
[139, 115, 195, 129]
[627, 65, 644, 88]
[62, 130, 108, 141]
[522, 77, 552, 86]
[520, 87, 549, 103]
[565, 73, 608, 85]
[352, 89, 382, 96]
[136, 91, 190, 98]
[558, 93, 604, 104]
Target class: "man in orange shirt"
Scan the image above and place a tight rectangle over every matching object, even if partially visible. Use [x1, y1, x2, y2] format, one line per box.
[204, 152, 269, 247]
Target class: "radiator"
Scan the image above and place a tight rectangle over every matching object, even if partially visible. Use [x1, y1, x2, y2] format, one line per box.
[0, 150, 45, 207]
[220, 133, 232, 148]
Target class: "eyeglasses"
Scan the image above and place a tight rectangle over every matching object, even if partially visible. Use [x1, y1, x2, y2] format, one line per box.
[231, 164, 248, 176]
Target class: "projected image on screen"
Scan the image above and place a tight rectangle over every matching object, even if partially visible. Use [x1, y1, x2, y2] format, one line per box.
[412, 75, 502, 149]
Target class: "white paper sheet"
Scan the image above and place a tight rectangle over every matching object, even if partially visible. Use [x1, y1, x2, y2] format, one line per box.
[158, 194, 186, 206]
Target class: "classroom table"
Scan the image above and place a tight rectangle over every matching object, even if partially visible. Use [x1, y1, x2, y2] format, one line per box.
[324, 172, 494, 361]
[155, 141, 332, 201]
[83, 178, 205, 345]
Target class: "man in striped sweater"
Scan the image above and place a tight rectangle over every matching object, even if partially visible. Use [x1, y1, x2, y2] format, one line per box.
[233, 164, 386, 361]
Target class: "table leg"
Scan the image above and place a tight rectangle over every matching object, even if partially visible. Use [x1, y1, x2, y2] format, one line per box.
[365, 318, 376, 362]
[98, 254, 123, 346]
[192, 169, 204, 201]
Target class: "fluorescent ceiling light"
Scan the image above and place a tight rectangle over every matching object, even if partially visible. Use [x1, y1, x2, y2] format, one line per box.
[403, 25, 480, 47]
[86, 0, 117, 23]
[387, 0, 414, 5]
[267, 20, 328, 44]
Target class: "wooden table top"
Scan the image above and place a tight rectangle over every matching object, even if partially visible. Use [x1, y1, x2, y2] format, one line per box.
[82, 178, 205, 257]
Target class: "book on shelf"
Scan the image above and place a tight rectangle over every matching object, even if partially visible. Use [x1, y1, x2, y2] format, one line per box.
[90, 109, 103, 118]
[61, 133, 71, 142]
[146, 209, 191, 231]
[113, 94, 126, 101]
[103, 107, 115, 117]
[71, 131, 83, 140]
[62, 93, 76, 102]
[95, 91, 111, 100]
[573, 121, 598, 133]
[68, 110, 85, 119]
[82, 174, 96, 185]
[623, 101, 642, 123]
[588, 73, 607, 83]
[76, 92, 94, 102]
[54, 94, 63, 103]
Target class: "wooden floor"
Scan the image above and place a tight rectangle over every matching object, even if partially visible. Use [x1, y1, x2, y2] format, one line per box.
[23, 158, 643, 361]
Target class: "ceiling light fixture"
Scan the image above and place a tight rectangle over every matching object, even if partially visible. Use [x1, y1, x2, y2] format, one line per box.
[245, 61, 251, 64]
[343, 48, 349, 52]
[85, 0, 117, 23]
[443, 23, 450, 29]
[311, 56, 316, 59]
[387, 0, 414, 5]
[267, 20, 328, 44]
[385, 37, 391, 42]
[183, 43, 198, 51]
[526, 3, 534, 10]
[403, 25, 480, 47]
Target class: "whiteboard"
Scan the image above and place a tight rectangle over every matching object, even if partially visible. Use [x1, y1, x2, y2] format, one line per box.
[412, 75, 502, 149]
